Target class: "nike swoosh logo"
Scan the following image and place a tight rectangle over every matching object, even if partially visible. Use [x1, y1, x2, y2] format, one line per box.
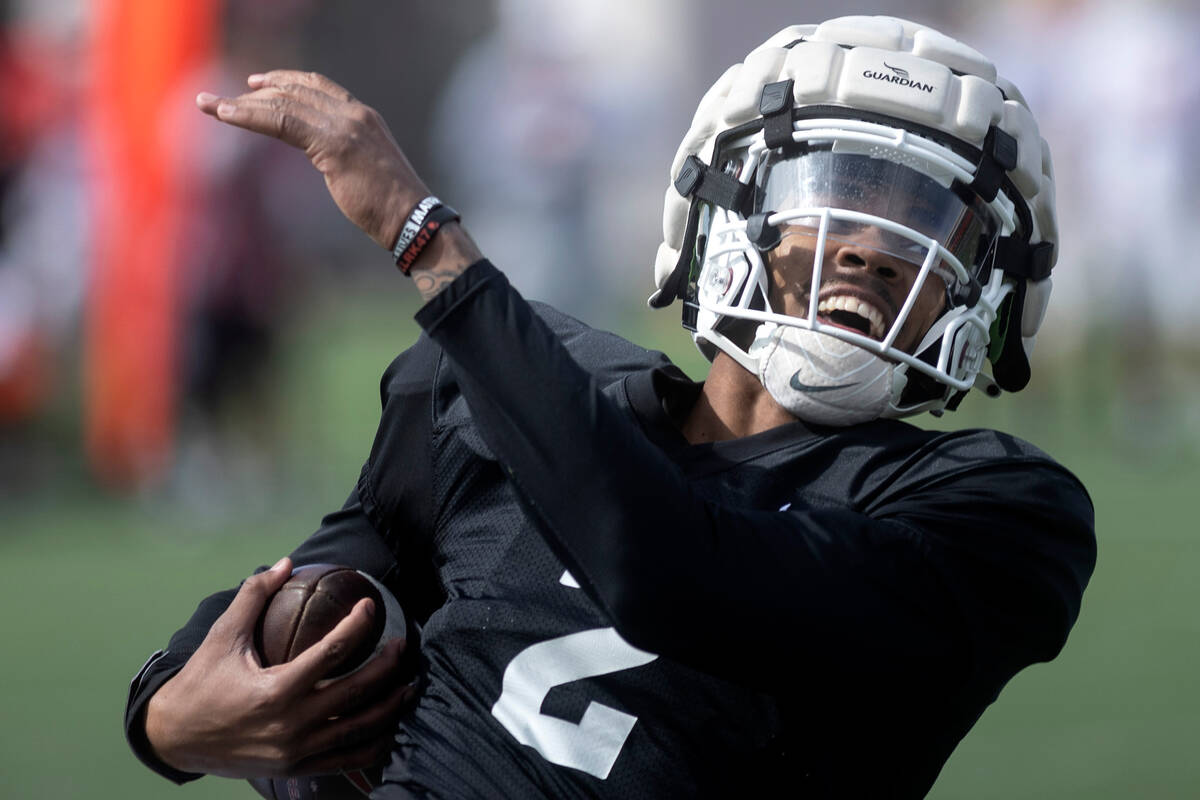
[789, 372, 859, 393]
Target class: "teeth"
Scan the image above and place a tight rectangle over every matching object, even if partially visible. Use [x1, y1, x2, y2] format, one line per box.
[817, 295, 886, 340]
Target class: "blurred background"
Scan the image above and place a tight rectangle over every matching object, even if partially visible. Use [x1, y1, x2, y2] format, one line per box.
[1, 0, 1197, 797]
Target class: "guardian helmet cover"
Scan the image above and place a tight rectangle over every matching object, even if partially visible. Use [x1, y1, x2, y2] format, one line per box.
[652, 16, 1058, 424]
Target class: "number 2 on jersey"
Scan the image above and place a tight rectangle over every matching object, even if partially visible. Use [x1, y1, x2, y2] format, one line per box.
[490, 571, 658, 779]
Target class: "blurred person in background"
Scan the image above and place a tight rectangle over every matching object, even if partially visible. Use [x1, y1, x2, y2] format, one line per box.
[168, 0, 320, 508]
[1, 0, 495, 495]
[964, 0, 1200, 449]
[0, 0, 301, 496]
[0, 0, 87, 484]
[431, 0, 690, 323]
[126, 14, 1095, 799]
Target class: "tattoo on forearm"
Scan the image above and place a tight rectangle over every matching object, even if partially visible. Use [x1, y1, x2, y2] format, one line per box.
[412, 264, 470, 303]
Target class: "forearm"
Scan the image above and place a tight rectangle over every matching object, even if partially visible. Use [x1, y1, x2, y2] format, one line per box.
[405, 220, 484, 303]
[126, 650, 204, 783]
[142, 682, 203, 775]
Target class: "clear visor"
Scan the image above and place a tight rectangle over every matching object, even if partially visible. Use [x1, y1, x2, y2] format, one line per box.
[754, 148, 999, 282]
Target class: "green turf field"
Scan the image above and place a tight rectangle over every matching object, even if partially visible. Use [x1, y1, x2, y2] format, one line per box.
[2, 286, 1196, 799]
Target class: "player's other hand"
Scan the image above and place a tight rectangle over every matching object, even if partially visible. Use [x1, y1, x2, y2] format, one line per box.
[143, 557, 417, 779]
[196, 72, 427, 252]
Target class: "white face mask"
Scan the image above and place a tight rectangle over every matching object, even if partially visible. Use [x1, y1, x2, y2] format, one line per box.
[748, 323, 907, 426]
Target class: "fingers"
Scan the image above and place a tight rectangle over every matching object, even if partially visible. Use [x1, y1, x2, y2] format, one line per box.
[249, 69, 356, 103]
[309, 639, 410, 719]
[211, 557, 293, 644]
[279, 596, 379, 690]
[195, 91, 223, 116]
[270, 645, 415, 777]
[196, 69, 354, 123]
[294, 678, 416, 774]
[196, 87, 329, 151]
[196, 78, 371, 159]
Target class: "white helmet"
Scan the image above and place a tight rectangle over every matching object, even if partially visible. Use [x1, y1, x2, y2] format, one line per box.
[651, 16, 1057, 424]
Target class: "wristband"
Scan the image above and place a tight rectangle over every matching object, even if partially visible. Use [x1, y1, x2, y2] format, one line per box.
[392, 196, 460, 275]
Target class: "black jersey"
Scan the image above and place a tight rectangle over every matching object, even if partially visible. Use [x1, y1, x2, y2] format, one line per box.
[126, 261, 1095, 798]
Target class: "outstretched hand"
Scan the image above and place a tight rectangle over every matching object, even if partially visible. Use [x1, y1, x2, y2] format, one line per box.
[197, 71, 428, 251]
[144, 558, 416, 779]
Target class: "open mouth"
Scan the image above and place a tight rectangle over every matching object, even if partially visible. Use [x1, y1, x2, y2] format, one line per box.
[816, 294, 887, 341]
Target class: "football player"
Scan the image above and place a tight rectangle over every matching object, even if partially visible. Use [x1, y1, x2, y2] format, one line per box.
[126, 16, 1095, 798]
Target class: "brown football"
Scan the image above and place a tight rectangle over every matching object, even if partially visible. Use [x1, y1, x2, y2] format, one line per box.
[255, 564, 386, 678]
